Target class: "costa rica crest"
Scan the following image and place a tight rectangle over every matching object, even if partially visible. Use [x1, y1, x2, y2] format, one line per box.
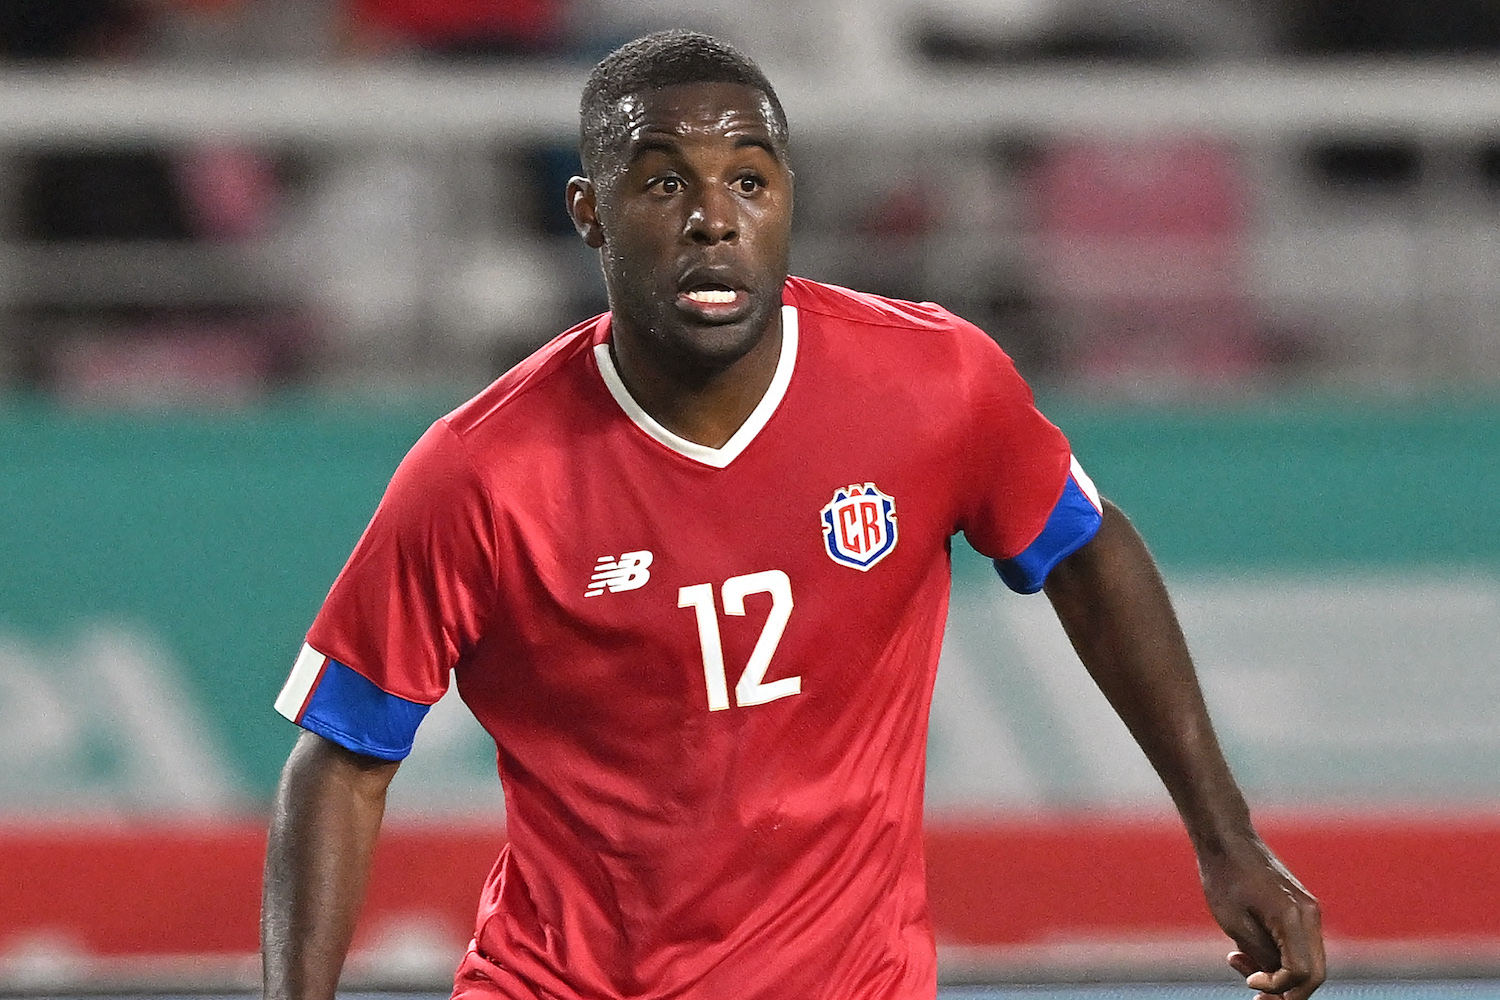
[820, 482, 898, 571]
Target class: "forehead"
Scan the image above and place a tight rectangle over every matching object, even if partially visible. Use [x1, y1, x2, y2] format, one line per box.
[614, 82, 780, 153]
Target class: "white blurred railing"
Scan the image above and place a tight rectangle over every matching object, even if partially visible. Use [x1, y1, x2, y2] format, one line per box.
[1, 60, 1498, 389]
[1, 60, 1499, 144]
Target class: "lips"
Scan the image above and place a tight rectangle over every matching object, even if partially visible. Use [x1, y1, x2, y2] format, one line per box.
[675, 266, 751, 322]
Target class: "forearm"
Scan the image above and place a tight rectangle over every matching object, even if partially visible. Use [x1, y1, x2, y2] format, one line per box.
[1043, 500, 1324, 994]
[1043, 500, 1251, 851]
[262, 731, 398, 1000]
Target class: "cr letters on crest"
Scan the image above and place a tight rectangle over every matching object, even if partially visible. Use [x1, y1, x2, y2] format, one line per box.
[820, 483, 898, 572]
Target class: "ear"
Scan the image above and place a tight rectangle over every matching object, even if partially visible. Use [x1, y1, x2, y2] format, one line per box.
[566, 176, 605, 248]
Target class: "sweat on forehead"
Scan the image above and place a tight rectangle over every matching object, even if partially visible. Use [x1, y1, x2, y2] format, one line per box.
[578, 29, 789, 177]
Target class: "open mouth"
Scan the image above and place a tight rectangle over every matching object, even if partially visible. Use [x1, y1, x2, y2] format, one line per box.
[682, 287, 739, 305]
[675, 277, 749, 319]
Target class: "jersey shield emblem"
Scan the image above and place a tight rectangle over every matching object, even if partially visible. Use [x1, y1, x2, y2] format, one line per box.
[820, 483, 898, 571]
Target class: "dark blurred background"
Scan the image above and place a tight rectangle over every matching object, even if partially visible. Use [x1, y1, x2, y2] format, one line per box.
[1, 0, 1499, 402]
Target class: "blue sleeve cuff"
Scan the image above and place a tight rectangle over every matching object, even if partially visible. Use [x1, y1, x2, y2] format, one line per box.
[293, 657, 431, 761]
[995, 462, 1104, 594]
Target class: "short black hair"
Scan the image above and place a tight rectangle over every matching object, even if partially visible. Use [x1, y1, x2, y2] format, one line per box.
[578, 30, 789, 179]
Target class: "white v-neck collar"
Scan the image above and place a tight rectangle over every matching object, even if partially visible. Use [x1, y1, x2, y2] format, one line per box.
[593, 305, 798, 469]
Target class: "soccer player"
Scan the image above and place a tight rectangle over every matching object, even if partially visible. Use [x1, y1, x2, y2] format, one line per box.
[262, 29, 1325, 1000]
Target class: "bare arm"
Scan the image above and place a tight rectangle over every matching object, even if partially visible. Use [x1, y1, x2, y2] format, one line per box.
[1043, 499, 1324, 1000]
[262, 730, 400, 1000]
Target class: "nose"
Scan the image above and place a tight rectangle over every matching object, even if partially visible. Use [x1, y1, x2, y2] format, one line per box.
[684, 185, 738, 245]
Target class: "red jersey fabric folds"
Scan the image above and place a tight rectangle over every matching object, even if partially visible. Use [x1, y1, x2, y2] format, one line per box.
[290, 277, 1098, 1000]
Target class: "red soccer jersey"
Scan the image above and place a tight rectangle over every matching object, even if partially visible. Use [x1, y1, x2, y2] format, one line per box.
[276, 277, 1102, 1000]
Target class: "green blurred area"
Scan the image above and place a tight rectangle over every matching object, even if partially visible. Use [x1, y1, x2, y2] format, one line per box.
[2, 394, 1497, 797]
[967, 396, 1499, 583]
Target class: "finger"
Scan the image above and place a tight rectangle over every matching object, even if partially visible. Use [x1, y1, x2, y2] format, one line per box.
[1268, 893, 1326, 992]
[1281, 949, 1326, 1000]
[1241, 914, 1325, 998]
[1227, 951, 1261, 978]
[1247, 970, 1284, 992]
[1232, 889, 1325, 995]
[1241, 958, 1324, 1000]
[1246, 958, 1324, 1000]
[1250, 899, 1325, 1000]
[1248, 962, 1310, 993]
[1229, 916, 1283, 976]
[1277, 973, 1327, 1000]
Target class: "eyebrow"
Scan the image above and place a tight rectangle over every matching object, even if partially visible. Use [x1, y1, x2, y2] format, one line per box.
[627, 136, 681, 163]
[734, 136, 780, 159]
[625, 133, 782, 166]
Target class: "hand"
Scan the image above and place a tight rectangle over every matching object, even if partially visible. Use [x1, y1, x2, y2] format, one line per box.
[1199, 834, 1325, 1000]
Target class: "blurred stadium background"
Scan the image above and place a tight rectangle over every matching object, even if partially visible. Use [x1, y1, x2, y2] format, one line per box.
[2, 0, 1500, 995]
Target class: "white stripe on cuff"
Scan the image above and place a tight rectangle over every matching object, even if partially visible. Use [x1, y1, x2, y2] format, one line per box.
[1070, 454, 1103, 512]
[274, 642, 329, 722]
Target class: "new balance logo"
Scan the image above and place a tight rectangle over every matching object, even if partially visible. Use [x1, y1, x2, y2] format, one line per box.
[585, 550, 654, 597]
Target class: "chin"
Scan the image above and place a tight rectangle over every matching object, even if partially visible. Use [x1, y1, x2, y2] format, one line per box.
[669, 322, 763, 371]
[659, 299, 778, 368]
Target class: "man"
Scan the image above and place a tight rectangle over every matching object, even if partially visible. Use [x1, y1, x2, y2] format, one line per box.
[263, 29, 1324, 1000]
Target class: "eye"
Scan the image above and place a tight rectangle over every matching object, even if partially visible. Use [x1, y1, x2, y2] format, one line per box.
[735, 175, 764, 194]
[652, 176, 684, 195]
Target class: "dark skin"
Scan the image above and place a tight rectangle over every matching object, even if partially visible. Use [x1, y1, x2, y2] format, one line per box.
[566, 82, 794, 447]
[1045, 502, 1324, 1000]
[262, 730, 397, 1000]
[261, 81, 1325, 1000]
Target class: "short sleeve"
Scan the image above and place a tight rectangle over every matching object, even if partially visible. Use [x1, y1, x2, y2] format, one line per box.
[274, 419, 498, 759]
[953, 323, 1103, 594]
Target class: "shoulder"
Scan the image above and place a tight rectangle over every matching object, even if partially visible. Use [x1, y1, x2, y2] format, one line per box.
[785, 276, 983, 339]
[440, 313, 607, 444]
[784, 276, 1016, 385]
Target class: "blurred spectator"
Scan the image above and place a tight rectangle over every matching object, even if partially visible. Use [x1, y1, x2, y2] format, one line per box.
[175, 146, 282, 242]
[2, 0, 306, 404]
[7, 0, 192, 245]
[1026, 137, 1264, 388]
[912, 0, 1271, 63]
[18, 150, 191, 242]
[147, 0, 339, 64]
[304, 0, 577, 381]
[1285, 0, 1500, 54]
[340, 0, 568, 59]
[6, 0, 283, 247]
[0, 0, 143, 59]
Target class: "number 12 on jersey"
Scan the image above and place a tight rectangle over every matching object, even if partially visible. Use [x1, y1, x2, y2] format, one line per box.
[678, 570, 799, 711]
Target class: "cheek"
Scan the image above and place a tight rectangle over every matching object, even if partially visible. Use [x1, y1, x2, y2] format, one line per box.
[603, 227, 658, 278]
[746, 203, 793, 257]
[610, 209, 677, 257]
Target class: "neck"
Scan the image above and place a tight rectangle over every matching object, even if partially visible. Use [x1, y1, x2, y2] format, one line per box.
[609, 311, 784, 450]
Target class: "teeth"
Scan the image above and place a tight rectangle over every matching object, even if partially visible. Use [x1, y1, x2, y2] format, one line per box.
[685, 289, 737, 304]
